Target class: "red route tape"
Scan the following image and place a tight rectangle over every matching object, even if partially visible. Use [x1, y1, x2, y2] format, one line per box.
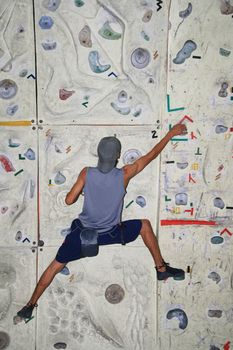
[161, 219, 216, 226]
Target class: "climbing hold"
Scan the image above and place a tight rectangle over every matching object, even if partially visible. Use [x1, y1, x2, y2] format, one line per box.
[123, 149, 142, 165]
[175, 193, 188, 205]
[6, 104, 18, 116]
[132, 107, 142, 117]
[214, 197, 225, 209]
[1, 206, 8, 214]
[2, 64, 12, 74]
[98, 22, 121, 40]
[117, 90, 128, 103]
[218, 82, 228, 97]
[210, 346, 220, 350]
[59, 89, 75, 100]
[105, 284, 125, 304]
[110, 102, 130, 115]
[219, 48, 231, 57]
[220, 0, 233, 15]
[54, 342, 67, 349]
[142, 9, 153, 22]
[136, 195, 146, 208]
[0, 331, 10, 349]
[0, 155, 15, 172]
[173, 40, 197, 64]
[19, 69, 28, 77]
[55, 144, 62, 153]
[43, 0, 61, 12]
[41, 39, 57, 50]
[211, 236, 224, 244]
[54, 171, 66, 185]
[179, 3, 192, 18]
[74, 0, 84, 7]
[131, 48, 151, 69]
[60, 266, 70, 275]
[39, 16, 54, 29]
[88, 51, 111, 73]
[78, 25, 92, 47]
[8, 139, 20, 147]
[24, 148, 35, 160]
[177, 162, 188, 169]
[208, 310, 222, 318]
[0, 79, 18, 99]
[166, 308, 188, 330]
[15, 231, 22, 241]
[215, 125, 228, 134]
[141, 31, 150, 41]
[208, 271, 221, 284]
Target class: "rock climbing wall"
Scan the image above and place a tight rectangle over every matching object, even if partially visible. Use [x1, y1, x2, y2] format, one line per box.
[1, 0, 164, 348]
[158, 1, 233, 349]
[0, 0, 233, 349]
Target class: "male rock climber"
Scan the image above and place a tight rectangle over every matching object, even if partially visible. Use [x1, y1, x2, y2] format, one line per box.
[17, 123, 187, 320]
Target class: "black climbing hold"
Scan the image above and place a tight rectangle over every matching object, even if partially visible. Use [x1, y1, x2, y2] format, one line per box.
[54, 342, 67, 349]
[166, 308, 188, 330]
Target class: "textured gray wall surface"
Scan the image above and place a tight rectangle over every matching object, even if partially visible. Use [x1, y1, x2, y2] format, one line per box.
[0, 0, 233, 349]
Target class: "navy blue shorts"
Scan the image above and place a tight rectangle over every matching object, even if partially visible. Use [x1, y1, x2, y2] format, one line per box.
[55, 218, 142, 264]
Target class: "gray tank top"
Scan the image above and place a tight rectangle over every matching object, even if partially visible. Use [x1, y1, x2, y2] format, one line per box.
[78, 167, 126, 232]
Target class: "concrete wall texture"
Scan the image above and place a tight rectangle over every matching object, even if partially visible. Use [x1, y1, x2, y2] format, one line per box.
[0, 0, 232, 349]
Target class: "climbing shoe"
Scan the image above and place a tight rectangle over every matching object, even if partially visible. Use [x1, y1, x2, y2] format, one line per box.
[17, 302, 38, 319]
[156, 262, 185, 281]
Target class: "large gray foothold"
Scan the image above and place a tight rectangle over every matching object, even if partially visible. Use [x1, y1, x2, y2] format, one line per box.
[131, 48, 150, 69]
[215, 125, 228, 134]
[175, 193, 188, 205]
[208, 310, 222, 318]
[213, 197, 225, 209]
[208, 271, 221, 284]
[105, 284, 125, 304]
[173, 40, 197, 64]
[166, 308, 188, 330]
[0, 331, 10, 349]
[179, 3, 192, 18]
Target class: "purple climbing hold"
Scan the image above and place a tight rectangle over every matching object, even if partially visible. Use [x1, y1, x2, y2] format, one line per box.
[39, 16, 54, 29]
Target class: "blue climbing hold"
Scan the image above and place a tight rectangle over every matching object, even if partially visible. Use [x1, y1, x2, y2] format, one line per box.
[24, 148, 35, 160]
[39, 16, 54, 29]
[59, 266, 70, 275]
[211, 236, 224, 244]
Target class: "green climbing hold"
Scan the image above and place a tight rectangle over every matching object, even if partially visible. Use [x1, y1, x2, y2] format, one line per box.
[98, 22, 121, 40]
[74, 0, 84, 7]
